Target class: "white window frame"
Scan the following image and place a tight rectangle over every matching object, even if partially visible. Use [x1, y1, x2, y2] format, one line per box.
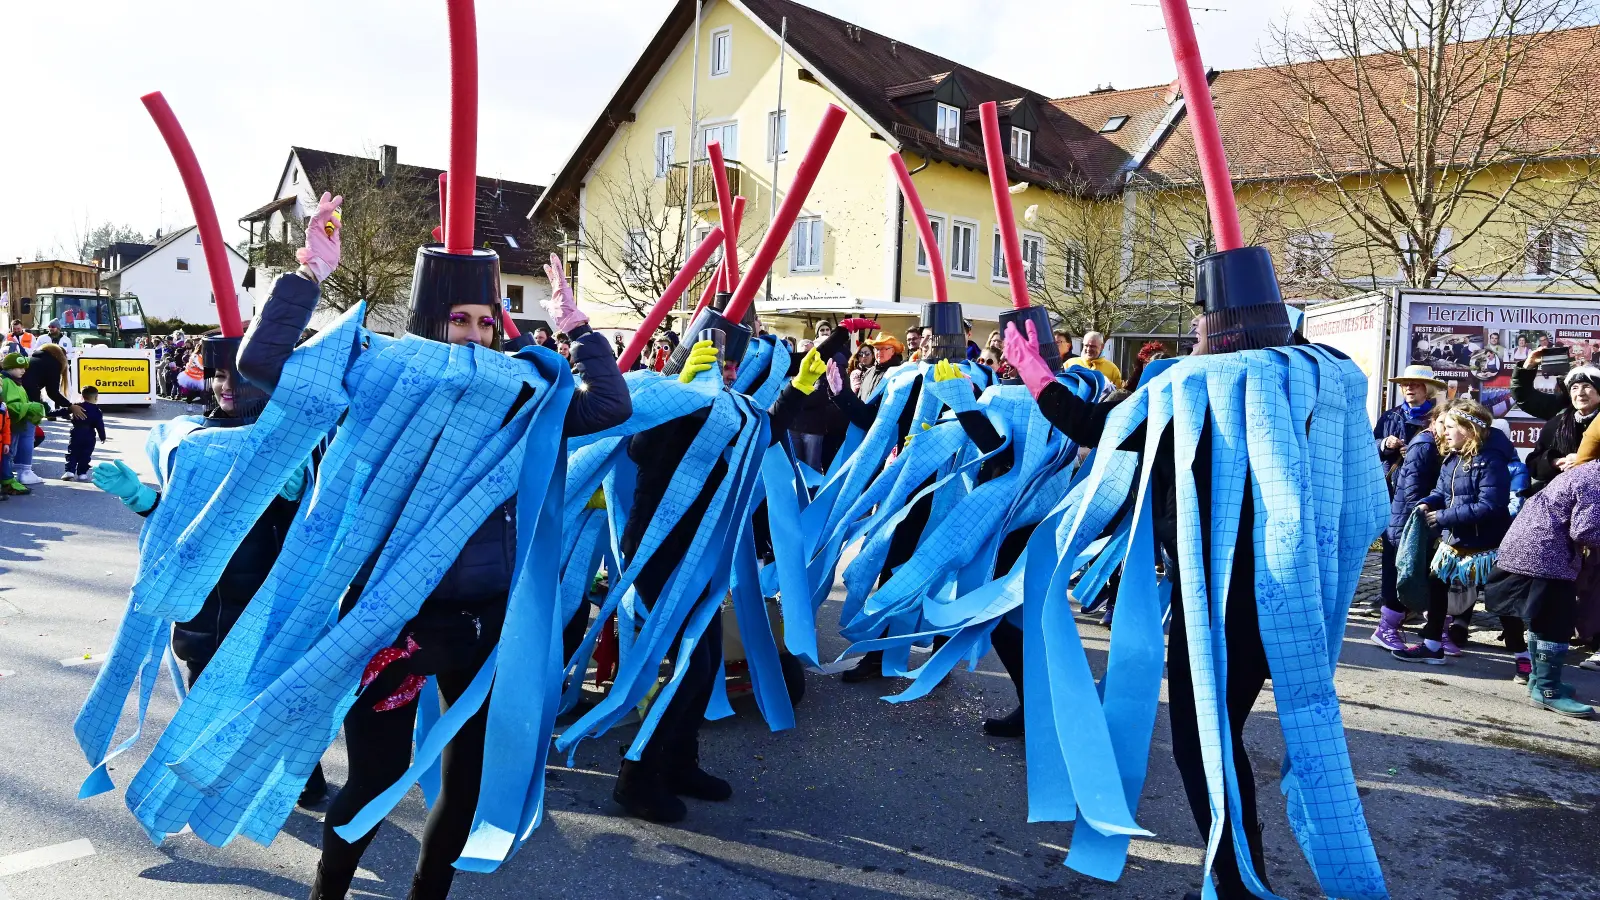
[766, 110, 787, 161]
[1011, 128, 1032, 168]
[1020, 231, 1046, 289]
[1526, 223, 1587, 278]
[709, 26, 732, 78]
[1286, 231, 1335, 282]
[916, 212, 947, 273]
[790, 216, 823, 274]
[654, 129, 675, 179]
[936, 103, 962, 147]
[991, 229, 1010, 283]
[623, 230, 648, 285]
[176, 257, 190, 272]
[949, 218, 978, 279]
[1062, 240, 1085, 293]
[1395, 228, 1453, 281]
[695, 120, 739, 161]
[693, 224, 722, 269]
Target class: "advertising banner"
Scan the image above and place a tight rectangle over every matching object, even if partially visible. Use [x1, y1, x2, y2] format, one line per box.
[1399, 294, 1600, 451]
[70, 348, 155, 406]
[1305, 295, 1391, 424]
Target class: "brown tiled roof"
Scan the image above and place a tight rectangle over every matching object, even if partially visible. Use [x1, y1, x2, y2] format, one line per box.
[1047, 83, 1179, 186]
[1137, 24, 1600, 185]
[741, 0, 1097, 189]
[288, 147, 549, 275]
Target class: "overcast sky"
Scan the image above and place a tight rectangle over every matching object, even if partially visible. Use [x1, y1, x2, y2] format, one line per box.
[7, 0, 1309, 263]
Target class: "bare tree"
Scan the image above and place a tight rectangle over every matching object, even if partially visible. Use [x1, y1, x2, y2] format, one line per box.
[1261, 0, 1600, 290]
[258, 153, 437, 322]
[581, 154, 763, 323]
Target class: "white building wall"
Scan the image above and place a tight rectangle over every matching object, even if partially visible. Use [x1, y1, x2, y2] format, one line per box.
[117, 228, 258, 326]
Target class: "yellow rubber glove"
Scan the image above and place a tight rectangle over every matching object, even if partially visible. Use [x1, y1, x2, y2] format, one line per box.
[903, 421, 931, 450]
[586, 488, 607, 510]
[678, 339, 720, 384]
[933, 359, 964, 382]
[791, 348, 827, 395]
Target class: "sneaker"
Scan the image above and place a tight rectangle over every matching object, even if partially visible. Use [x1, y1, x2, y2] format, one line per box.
[1370, 608, 1408, 652]
[77, 473, 92, 482]
[17, 467, 43, 486]
[1441, 630, 1464, 657]
[1581, 651, 1600, 672]
[2, 478, 30, 496]
[59, 472, 75, 481]
[839, 651, 886, 684]
[1393, 642, 1447, 665]
[1514, 656, 1532, 684]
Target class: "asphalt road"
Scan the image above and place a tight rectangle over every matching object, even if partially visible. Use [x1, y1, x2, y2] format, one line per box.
[2, 400, 1598, 899]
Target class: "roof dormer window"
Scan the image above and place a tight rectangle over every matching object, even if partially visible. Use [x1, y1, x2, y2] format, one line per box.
[1010, 127, 1032, 167]
[936, 102, 962, 147]
[1100, 115, 1129, 133]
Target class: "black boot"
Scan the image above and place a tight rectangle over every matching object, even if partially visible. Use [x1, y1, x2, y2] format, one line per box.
[613, 759, 687, 823]
[840, 650, 885, 683]
[406, 871, 455, 900]
[664, 753, 732, 802]
[982, 705, 1025, 738]
[307, 862, 350, 900]
[298, 763, 329, 809]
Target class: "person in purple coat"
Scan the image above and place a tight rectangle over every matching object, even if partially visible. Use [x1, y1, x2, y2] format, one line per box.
[1483, 460, 1600, 717]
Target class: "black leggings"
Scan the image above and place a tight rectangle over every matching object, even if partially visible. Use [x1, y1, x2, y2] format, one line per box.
[989, 525, 1036, 702]
[633, 557, 724, 772]
[320, 657, 490, 900]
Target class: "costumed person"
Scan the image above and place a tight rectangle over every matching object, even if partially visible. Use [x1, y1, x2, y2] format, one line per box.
[1482, 456, 1600, 717]
[74, 15, 626, 896]
[969, 4, 1390, 894]
[1395, 399, 1514, 665]
[1514, 350, 1600, 496]
[90, 307, 328, 806]
[1370, 406, 1445, 653]
[555, 111, 847, 824]
[240, 212, 629, 897]
[2, 352, 45, 492]
[1368, 364, 1445, 616]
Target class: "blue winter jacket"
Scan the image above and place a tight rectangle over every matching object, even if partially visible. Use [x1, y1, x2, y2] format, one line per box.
[1386, 429, 1442, 544]
[1421, 428, 1516, 550]
[1374, 399, 1436, 476]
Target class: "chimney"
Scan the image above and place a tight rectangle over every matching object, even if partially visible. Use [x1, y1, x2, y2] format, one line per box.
[379, 144, 398, 186]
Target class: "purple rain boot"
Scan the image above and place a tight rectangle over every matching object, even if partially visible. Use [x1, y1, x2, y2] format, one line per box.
[1370, 606, 1408, 652]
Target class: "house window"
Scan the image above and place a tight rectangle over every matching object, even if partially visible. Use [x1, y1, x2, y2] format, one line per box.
[790, 216, 822, 273]
[176, 257, 190, 272]
[654, 129, 675, 178]
[1100, 115, 1128, 133]
[1021, 233, 1046, 288]
[766, 111, 787, 161]
[991, 230, 1010, 282]
[694, 225, 723, 268]
[195, 232, 203, 244]
[709, 26, 732, 77]
[936, 103, 962, 147]
[1528, 224, 1585, 277]
[1185, 236, 1210, 261]
[506, 284, 524, 313]
[1396, 229, 1453, 280]
[504, 234, 520, 250]
[949, 219, 977, 278]
[1011, 128, 1032, 167]
[696, 122, 739, 160]
[916, 214, 946, 272]
[291, 167, 298, 184]
[1063, 242, 1084, 293]
[1286, 232, 1334, 281]
[623, 230, 648, 285]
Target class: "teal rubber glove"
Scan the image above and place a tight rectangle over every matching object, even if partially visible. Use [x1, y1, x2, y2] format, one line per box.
[280, 461, 310, 502]
[92, 460, 157, 514]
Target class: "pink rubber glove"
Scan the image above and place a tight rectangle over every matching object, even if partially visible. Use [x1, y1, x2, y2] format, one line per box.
[825, 358, 843, 394]
[296, 192, 343, 282]
[1006, 320, 1056, 400]
[542, 253, 588, 333]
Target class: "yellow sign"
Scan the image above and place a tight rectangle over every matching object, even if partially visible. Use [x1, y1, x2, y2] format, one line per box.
[77, 357, 151, 394]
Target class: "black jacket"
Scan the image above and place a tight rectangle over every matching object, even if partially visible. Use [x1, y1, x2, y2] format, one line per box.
[169, 492, 300, 667]
[1512, 367, 1588, 495]
[21, 349, 72, 409]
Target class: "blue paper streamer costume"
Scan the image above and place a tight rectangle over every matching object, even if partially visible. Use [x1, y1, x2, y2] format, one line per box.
[556, 334, 799, 763]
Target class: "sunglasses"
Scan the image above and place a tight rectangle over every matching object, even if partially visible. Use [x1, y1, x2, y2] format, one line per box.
[448, 312, 498, 329]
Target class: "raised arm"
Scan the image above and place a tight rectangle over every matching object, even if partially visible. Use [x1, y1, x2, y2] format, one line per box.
[540, 252, 631, 437]
[238, 193, 342, 394]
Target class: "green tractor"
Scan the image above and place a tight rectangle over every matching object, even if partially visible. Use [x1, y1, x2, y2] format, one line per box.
[27, 287, 149, 348]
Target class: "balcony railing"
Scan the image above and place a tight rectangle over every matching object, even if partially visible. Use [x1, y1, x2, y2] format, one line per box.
[667, 159, 744, 208]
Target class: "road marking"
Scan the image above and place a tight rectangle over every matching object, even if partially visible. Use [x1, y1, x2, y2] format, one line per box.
[0, 838, 95, 876]
[59, 653, 107, 668]
[0, 670, 15, 679]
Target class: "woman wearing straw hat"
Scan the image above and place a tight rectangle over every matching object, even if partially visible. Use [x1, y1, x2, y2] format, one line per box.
[1368, 364, 1446, 616]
